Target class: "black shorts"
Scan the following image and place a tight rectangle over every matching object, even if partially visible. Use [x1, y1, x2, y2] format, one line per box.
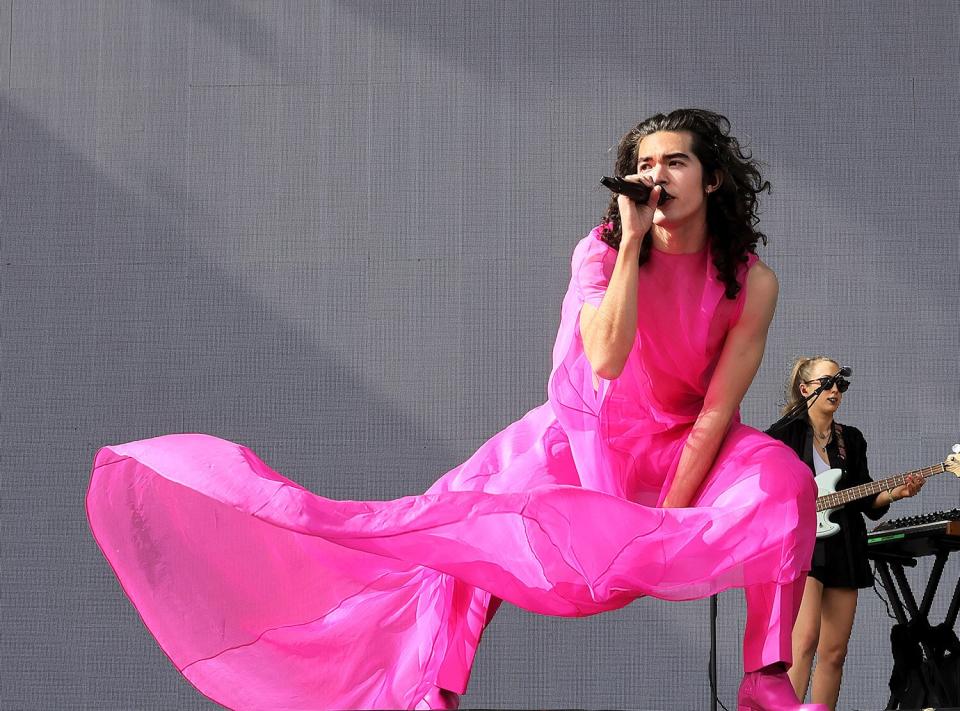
[808, 537, 875, 589]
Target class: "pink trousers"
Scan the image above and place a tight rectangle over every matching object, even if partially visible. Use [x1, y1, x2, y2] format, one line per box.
[744, 576, 806, 671]
[431, 573, 806, 696]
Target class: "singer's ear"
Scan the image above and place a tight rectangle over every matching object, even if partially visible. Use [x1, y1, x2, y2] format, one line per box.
[704, 170, 723, 194]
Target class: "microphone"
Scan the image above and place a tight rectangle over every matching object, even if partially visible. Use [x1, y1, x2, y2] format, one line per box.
[600, 176, 672, 205]
[837, 366, 852, 377]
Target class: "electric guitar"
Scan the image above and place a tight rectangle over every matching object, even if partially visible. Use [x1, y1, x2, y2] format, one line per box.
[815, 445, 960, 538]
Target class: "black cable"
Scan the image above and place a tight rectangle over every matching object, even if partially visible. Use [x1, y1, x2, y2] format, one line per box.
[871, 562, 898, 621]
[707, 661, 731, 711]
[707, 594, 731, 711]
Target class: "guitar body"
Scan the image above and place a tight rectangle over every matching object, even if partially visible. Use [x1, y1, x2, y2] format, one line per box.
[815, 468, 845, 538]
[813, 448, 959, 540]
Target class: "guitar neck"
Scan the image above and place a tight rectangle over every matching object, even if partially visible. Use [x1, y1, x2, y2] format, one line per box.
[817, 463, 946, 511]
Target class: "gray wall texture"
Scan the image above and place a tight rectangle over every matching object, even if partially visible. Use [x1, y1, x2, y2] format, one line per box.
[2, 1, 958, 709]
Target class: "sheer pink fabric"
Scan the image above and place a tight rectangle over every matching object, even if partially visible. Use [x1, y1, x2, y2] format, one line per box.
[87, 229, 816, 709]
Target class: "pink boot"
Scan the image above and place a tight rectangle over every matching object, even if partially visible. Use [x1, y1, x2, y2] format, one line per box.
[737, 669, 828, 711]
[414, 685, 460, 710]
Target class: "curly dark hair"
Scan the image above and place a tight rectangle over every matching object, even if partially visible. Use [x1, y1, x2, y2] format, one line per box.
[599, 109, 771, 299]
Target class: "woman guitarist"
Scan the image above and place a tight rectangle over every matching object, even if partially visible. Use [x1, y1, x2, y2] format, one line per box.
[767, 356, 925, 709]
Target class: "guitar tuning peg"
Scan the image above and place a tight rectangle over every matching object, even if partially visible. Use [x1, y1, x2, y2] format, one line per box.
[953, 443, 960, 454]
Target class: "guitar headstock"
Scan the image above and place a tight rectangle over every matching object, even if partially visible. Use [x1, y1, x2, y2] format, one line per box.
[946, 444, 960, 477]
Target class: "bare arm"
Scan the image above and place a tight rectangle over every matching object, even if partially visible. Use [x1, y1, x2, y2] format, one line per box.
[580, 183, 661, 380]
[661, 261, 779, 508]
[872, 474, 925, 508]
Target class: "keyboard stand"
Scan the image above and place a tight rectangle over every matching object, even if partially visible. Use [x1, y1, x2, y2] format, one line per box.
[869, 540, 960, 708]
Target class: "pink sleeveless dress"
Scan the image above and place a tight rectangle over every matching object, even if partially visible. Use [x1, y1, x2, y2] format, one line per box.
[87, 228, 816, 709]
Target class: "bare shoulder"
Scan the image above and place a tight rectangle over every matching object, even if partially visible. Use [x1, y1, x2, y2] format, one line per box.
[740, 258, 778, 325]
[747, 258, 778, 294]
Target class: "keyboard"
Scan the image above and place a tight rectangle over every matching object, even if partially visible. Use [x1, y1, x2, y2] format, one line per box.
[868, 508, 960, 557]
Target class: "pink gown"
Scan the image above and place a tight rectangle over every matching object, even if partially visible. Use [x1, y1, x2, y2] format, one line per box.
[86, 228, 817, 710]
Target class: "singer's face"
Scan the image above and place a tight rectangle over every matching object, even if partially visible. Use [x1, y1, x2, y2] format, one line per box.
[635, 131, 717, 229]
[800, 361, 843, 417]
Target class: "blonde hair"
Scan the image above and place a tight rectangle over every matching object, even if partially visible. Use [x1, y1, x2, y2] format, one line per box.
[781, 355, 841, 415]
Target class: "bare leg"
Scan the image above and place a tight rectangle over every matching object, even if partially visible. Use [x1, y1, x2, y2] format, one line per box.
[810, 587, 857, 710]
[787, 576, 824, 700]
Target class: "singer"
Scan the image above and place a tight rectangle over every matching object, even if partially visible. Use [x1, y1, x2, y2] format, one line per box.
[87, 109, 819, 711]
[767, 356, 925, 709]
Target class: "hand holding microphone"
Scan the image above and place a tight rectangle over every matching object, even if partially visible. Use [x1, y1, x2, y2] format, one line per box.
[602, 175, 664, 249]
[600, 176, 673, 205]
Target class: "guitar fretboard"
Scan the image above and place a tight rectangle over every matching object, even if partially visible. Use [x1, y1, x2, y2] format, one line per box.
[816, 464, 947, 512]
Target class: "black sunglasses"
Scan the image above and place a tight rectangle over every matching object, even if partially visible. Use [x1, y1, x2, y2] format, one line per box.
[804, 376, 850, 393]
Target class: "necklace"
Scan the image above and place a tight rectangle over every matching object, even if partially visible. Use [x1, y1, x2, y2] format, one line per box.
[813, 425, 832, 448]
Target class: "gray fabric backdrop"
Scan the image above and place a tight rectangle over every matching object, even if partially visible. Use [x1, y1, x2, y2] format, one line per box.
[2, 1, 958, 709]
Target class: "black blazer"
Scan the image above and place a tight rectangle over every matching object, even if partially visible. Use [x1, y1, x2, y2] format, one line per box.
[767, 418, 888, 588]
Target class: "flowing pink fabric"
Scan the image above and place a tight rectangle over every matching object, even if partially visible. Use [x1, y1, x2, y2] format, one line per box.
[87, 229, 816, 710]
